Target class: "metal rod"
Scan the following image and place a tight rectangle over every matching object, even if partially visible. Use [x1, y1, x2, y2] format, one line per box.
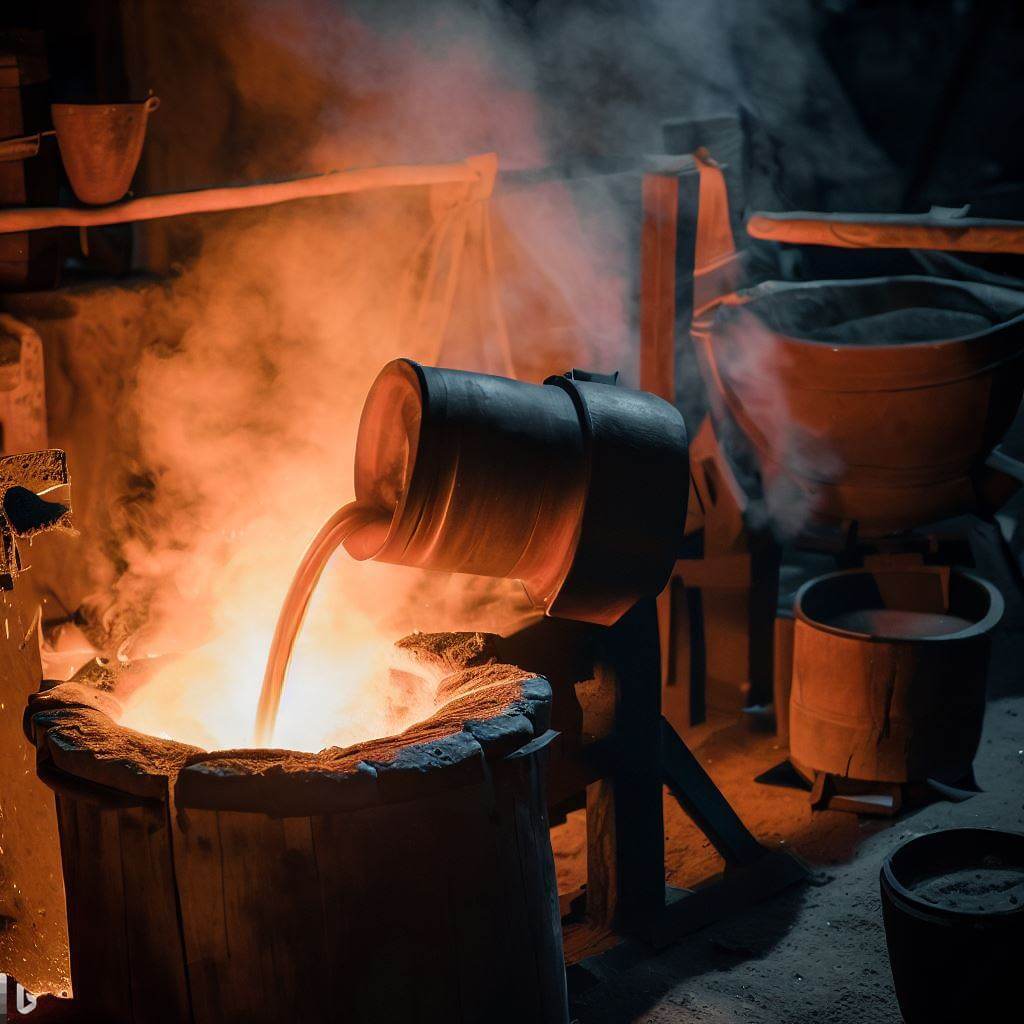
[0, 157, 486, 234]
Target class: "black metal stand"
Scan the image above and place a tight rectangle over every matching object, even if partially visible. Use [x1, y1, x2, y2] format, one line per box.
[600, 599, 806, 945]
[499, 597, 805, 954]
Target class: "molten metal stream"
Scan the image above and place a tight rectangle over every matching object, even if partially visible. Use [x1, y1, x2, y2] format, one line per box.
[254, 501, 385, 745]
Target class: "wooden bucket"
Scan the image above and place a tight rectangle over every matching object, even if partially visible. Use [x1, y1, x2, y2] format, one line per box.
[689, 153, 1024, 538]
[26, 632, 567, 1024]
[789, 567, 1002, 783]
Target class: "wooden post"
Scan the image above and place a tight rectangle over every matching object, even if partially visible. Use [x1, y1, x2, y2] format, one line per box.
[639, 169, 710, 735]
[639, 173, 679, 403]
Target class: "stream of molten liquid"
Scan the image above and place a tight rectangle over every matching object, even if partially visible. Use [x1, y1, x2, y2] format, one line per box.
[253, 501, 385, 745]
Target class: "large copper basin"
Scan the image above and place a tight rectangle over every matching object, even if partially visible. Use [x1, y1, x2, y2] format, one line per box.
[692, 275, 1024, 536]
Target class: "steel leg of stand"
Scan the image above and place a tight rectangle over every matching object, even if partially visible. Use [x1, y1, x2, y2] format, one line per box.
[659, 716, 765, 867]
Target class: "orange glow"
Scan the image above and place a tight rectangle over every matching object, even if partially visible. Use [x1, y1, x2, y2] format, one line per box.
[109, 187, 543, 753]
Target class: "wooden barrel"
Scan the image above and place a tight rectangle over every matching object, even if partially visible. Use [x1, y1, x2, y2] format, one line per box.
[26, 632, 567, 1024]
[789, 567, 1002, 783]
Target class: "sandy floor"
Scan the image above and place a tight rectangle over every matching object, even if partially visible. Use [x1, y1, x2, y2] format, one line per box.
[565, 635, 1024, 1024]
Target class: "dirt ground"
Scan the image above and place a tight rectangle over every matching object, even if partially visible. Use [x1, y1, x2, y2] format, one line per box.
[563, 628, 1024, 1024]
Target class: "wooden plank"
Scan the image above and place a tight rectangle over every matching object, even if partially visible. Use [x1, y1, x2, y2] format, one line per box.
[115, 803, 191, 1024]
[639, 173, 679, 402]
[773, 612, 795, 742]
[747, 211, 1024, 254]
[502, 736, 568, 1023]
[315, 788, 515, 1023]
[59, 799, 132, 1021]
[490, 734, 568, 1024]
[431, 785, 506, 1022]
[0, 157, 489, 234]
[171, 806, 231, 1024]
[373, 797, 459, 1021]
[174, 808, 332, 1024]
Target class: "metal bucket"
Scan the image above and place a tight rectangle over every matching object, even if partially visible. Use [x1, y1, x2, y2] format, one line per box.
[692, 276, 1024, 536]
[344, 359, 690, 626]
[51, 96, 159, 205]
[881, 828, 1024, 1023]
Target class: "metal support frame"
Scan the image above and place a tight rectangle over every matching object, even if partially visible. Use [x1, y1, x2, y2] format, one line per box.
[588, 599, 806, 946]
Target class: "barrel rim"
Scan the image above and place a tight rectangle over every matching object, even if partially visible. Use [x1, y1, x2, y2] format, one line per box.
[881, 826, 1024, 924]
[793, 566, 1004, 643]
[28, 653, 554, 816]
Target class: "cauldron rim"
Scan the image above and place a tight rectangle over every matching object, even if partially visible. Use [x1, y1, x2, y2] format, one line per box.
[702, 274, 1024, 352]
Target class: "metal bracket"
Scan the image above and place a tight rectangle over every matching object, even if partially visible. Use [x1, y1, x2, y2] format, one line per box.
[0, 449, 73, 590]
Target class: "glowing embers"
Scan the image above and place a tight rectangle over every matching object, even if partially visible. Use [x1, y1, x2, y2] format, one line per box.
[27, 632, 566, 1024]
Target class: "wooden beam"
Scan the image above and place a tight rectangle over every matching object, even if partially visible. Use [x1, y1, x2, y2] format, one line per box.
[747, 211, 1024, 254]
[638, 173, 679, 403]
[0, 156, 491, 234]
[659, 716, 765, 868]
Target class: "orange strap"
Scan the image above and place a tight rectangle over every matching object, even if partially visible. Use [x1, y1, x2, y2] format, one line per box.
[693, 149, 741, 313]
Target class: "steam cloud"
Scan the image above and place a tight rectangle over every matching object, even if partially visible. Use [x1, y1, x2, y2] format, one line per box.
[86, 0, 868, 746]
[109, 1, 633, 750]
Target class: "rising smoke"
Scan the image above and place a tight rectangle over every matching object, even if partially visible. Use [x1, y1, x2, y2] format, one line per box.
[110, 1, 635, 749]
[91, 1, 874, 746]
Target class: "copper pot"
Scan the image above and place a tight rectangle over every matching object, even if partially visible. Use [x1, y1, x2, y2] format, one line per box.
[693, 276, 1024, 536]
